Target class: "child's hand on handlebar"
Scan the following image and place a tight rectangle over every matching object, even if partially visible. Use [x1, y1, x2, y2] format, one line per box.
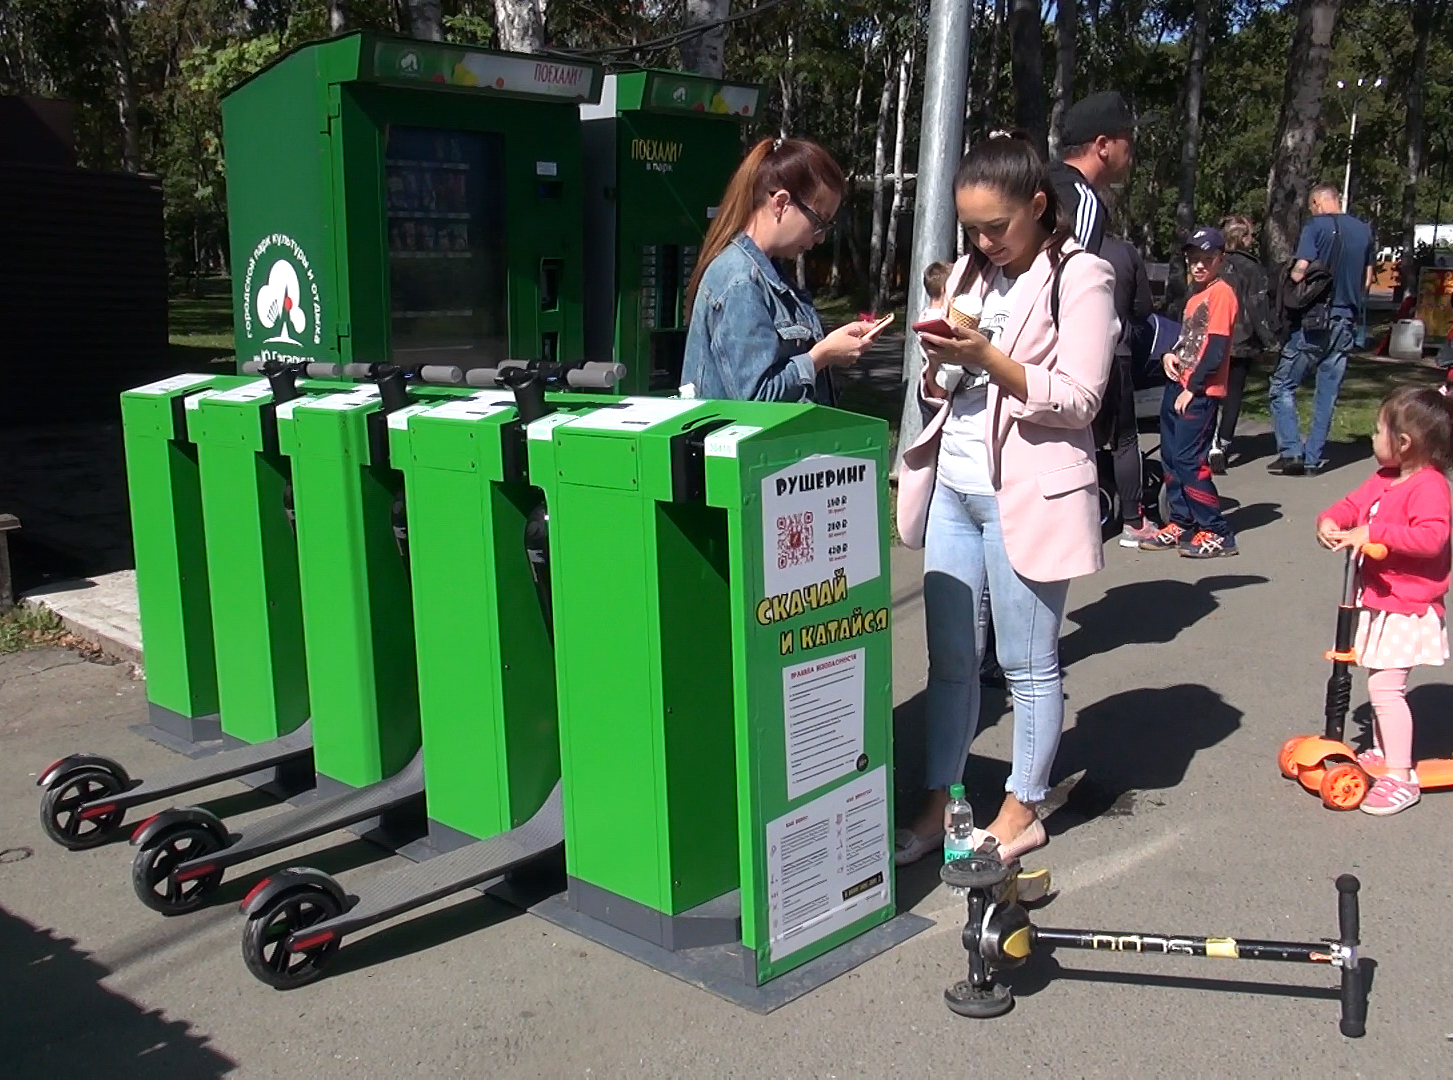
[1321, 522, 1371, 553]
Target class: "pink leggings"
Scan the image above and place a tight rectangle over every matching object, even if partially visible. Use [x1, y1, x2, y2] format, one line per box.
[1367, 668, 1414, 771]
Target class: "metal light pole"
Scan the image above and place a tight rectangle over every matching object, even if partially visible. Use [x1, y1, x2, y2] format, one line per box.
[1336, 76, 1382, 213]
[893, 0, 972, 476]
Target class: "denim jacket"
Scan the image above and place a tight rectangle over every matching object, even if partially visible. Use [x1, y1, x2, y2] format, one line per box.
[681, 234, 836, 403]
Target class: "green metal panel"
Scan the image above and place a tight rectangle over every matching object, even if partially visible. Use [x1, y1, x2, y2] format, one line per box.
[185, 379, 319, 744]
[120, 374, 247, 720]
[535, 397, 894, 983]
[278, 386, 419, 787]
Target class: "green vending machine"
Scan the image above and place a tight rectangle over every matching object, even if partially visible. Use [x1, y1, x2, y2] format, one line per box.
[121, 372, 261, 743]
[579, 71, 758, 395]
[528, 398, 927, 1002]
[222, 32, 602, 377]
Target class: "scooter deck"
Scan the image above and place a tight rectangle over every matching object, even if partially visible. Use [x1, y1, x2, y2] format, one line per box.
[175, 751, 425, 876]
[100, 722, 315, 812]
[1375, 758, 1453, 788]
[295, 782, 564, 942]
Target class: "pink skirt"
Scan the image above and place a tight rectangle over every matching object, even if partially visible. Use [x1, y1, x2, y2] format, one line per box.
[1354, 608, 1449, 670]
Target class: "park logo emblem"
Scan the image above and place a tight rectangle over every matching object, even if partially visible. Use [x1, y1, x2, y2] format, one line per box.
[240, 233, 323, 361]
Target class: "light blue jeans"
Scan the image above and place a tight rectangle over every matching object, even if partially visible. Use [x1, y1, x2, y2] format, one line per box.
[1269, 316, 1355, 467]
[923, 483, 1069, 803]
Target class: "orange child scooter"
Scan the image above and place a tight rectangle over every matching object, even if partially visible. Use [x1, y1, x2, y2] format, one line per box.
[1280, 541, 1453, 809]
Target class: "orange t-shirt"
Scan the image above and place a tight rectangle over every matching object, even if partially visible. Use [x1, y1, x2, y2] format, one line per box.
[1175, 276, 1239, 397]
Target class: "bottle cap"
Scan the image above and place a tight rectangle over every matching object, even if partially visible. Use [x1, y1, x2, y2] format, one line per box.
[948, 783, 965, 799]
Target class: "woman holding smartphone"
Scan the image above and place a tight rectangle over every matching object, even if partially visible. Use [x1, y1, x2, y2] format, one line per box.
[895, 132, 1117, 864]
[681, 137, 884, 402]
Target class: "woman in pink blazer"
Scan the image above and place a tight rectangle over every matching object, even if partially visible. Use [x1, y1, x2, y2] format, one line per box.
[894, 132, 1117, 865]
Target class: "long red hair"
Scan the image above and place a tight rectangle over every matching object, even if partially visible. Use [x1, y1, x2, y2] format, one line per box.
[685, 137, 845, 315]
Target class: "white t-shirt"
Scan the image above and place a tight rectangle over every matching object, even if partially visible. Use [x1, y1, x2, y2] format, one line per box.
[936, 269, 1023, 495]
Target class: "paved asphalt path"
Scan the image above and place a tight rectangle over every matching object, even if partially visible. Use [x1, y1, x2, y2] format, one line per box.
[2, 432, 1449, 1078]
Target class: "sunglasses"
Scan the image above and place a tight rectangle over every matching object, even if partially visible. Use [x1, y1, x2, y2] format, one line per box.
[788, 192, 833, 236]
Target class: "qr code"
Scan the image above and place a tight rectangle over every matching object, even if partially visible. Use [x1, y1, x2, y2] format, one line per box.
[777, 511, 814, 569]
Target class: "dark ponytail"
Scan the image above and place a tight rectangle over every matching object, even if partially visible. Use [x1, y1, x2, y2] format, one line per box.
[685, 137, 845, 315]
[953, 130, 1072, 274]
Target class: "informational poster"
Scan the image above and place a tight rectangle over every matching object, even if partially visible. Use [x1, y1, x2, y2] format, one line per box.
[760, 454, 880, 599]
[782, 648, 864, 801]
[765, 766, 891, 962]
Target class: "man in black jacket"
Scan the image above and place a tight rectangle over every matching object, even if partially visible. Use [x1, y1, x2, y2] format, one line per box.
[1208, 215, 1278, 473]
[1050, 92, 1139, 256]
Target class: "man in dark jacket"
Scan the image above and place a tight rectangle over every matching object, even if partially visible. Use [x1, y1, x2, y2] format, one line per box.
[1096, 235, 1157, 545]
[1209, 215, 1278, 473]
[1050, 92, 1139, 256]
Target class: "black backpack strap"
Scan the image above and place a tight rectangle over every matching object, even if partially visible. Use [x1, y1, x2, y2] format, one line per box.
[1051, 248, 1086, 331]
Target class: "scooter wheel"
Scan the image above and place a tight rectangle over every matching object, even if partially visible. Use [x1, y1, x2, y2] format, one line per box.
[131, 824, 225, 914]
[1278, 737, 1308, 779]
[945, 980, 1015, 1018]
[242, 885, 342, 989]
[40, 766, 126, 850]
[1320, 762, 1371, 811]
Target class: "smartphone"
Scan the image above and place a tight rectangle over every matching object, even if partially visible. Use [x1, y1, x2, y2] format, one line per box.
[912, 316, 955, 338]
[862, 313, 895, 340]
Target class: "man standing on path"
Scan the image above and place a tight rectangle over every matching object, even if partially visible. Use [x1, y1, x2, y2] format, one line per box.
[1049, 91, 1139, 256]
[1267, 184, 1376, 476]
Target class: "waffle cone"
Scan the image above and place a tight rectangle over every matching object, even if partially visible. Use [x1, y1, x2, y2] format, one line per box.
[948, 305, 980, 331]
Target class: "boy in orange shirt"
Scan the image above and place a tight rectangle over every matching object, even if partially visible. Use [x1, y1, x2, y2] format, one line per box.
[1141, 227, 1240, 558]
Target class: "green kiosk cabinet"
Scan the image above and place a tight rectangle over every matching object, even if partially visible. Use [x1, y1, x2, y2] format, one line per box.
[579, 71, 758, 395]
[121, 372, 261, 744]
[529, 398, 926, 995]
[222, 32, 602, 377]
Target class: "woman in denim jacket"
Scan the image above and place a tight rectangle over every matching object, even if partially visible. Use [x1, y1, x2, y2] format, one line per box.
[681, 138, 878, 401]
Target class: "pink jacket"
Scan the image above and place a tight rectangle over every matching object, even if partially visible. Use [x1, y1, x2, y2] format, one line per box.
[1319, 467, 1452, 616]
[897, 242, 1118, 582]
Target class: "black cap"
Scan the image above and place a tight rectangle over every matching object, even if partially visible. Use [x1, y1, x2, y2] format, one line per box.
[1062, 91, 1138, 147]
[1184, 226, 1226, 252]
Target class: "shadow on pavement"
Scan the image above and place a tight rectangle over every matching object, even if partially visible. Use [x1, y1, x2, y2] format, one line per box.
[1047, 683, 1241, 834]
[1060, 575, 1267, 667]
[1351, 682, 1453, 761]
[0, 905, 236, 1077]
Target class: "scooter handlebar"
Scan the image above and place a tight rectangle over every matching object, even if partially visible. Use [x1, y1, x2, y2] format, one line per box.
[1360, 542, 1387, 561]
[241, 360, 264, 374]
[565, 363, 625, 389]
[343, 363, 375, 380]
[1336, 874, 1365, 1038]
[304, 363, 342, 379]
[417, 365, 463, 385]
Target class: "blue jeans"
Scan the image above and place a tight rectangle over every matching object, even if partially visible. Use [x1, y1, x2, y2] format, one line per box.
[923, 484, 1069, 803]
[1160, 383, 1229, 535]
[1269, 317, 1355, 466]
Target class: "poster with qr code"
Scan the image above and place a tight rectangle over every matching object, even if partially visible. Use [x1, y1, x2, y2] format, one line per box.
[761, 454, 879, 600]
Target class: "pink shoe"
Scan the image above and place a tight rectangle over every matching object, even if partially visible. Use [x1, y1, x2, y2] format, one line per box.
[1360, 774, 1420, 816]
[1356, 747, 1386, 769]
[973, 819, 1047, 862]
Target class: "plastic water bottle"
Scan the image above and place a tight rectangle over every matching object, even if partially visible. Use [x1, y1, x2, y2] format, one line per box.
[943, 784, 975, 894]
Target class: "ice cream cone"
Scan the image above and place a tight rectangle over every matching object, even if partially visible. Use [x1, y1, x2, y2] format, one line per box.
[948, 295, 980, 331]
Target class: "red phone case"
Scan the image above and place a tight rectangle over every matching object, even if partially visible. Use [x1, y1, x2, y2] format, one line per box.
[912, 317, 955, 337]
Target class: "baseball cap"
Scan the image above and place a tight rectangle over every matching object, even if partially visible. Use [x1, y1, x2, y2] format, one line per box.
[1062, 91, 1141, 146]
[1184, 226, 1226, 252]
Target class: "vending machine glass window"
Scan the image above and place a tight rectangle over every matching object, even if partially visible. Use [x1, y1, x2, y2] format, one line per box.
[385, 126, 508, 367]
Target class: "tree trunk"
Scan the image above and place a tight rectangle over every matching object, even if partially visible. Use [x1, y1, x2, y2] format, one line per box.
[778, 32, 807, 288]
[868, 59, 895, 304]
[880, 45, 914, 310]
[1049, 0, 1076, 158]
[104, 0, 141, 172]
[330, 0, 349, 34]
[1398, 0, 1444, 302]
[1262, 0, 1342, 264]
[407, 0, 442, 39]
[986, 0, 1007, 124]
[1009, 0, 1048, 157]
[680, 0, 730, 78]
[1171, 0, 1209, 282]
[494, 0, 545, 51]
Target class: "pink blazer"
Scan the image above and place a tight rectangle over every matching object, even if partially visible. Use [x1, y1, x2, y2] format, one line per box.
[897, 241, 1118, 583]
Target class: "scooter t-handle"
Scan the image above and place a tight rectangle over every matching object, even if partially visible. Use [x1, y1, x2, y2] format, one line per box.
[1360, 542, 1387, 560]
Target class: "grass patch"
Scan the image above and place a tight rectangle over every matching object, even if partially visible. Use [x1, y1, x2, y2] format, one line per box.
[1236, 354, 1445, 444]
[170, 277, 235, 365]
